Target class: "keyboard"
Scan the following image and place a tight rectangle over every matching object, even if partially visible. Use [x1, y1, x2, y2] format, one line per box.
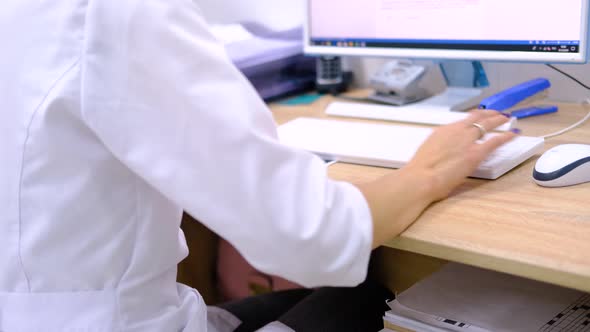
[278, 118, 544, 179]
[325, 101, 517, 132]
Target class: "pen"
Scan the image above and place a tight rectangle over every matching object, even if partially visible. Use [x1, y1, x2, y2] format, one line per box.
[509, 105, 558, 119]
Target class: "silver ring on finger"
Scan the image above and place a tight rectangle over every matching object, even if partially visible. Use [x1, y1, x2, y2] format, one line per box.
[471, 122, 487, 140]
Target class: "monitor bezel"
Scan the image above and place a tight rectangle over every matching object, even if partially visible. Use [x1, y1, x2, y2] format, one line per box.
[304, 0, 590, 63]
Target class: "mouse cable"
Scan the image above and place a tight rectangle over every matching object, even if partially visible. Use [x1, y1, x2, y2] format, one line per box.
[540, 64, 590, 139]
[539, 99, 590, 139]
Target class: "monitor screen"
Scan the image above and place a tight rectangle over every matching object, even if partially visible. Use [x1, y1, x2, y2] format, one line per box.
[305, 0, 590, 63]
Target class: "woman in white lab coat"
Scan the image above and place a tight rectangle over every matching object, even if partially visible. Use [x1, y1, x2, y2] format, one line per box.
[0, 0, 514, 331]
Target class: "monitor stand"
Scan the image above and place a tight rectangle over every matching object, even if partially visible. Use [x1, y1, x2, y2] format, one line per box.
[383, 61, 489, 112]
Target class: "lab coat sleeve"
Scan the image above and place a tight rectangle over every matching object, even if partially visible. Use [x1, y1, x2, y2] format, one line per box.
[80, 0, 372, 287]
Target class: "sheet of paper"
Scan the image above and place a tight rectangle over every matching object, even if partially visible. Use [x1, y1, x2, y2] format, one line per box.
[396, 263, 589, 332]
[386, 300, 489, 332]
[385, 308, 452, 332]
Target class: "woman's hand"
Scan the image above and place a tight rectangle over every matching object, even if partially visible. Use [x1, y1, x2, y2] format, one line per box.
[358, 109, 517, 247]
[406, 109, 517, 201]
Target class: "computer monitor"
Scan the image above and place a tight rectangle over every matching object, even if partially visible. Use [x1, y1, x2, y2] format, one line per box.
[306, 0, 589, 62]
[305, 0, 590, 109]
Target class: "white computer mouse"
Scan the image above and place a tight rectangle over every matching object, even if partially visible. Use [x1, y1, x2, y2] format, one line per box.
[533, 144, 590, 187]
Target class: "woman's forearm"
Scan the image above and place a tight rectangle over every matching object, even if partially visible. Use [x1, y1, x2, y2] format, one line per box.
[357, 166, 437, 248]
[356, 110, 515, 248]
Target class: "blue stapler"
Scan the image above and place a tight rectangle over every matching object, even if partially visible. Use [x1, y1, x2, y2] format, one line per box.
[478, 78, 551, 111]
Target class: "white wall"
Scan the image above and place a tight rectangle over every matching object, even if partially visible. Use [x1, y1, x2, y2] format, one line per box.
[193, 0, 590, 103]
[353, 59, 590, 104]
[485, 63, 590, 103]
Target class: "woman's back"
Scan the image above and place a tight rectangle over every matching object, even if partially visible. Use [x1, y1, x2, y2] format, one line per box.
[0, 1, 205, 330]
[0, 0, 377, 330]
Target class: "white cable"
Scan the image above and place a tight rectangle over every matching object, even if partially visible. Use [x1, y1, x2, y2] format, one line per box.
[539, 98, 590, 139]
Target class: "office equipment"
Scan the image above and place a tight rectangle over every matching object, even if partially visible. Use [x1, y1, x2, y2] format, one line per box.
[278, 118, 543, 179]
[305, 0, 590, 111]
[315, 56, 342, 85]
[478, 78, 551, 111]
[212, 24, 315, 101]
[533, 144, 590, 187]
[315, 56, 353, 94]
[325, 101, 517, 131]
[510, 105, 559, 119]
[383, 263, 590, 332]
[368, 60, 429, 106]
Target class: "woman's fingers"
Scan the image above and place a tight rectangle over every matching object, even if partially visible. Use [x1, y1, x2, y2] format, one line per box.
[462, 109, 500, 125]
[464, 110, 518, 157]
[476, 132, 518, 157]
[462, 110, 511, 141]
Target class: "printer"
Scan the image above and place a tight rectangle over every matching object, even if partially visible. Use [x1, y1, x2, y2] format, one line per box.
[212, 23, 316, 101]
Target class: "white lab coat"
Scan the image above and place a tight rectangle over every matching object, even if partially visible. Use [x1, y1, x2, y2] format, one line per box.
[0, 0, 372, 331]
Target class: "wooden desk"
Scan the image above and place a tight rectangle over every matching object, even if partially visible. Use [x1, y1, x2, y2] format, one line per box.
[270, 93, 590, 293]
